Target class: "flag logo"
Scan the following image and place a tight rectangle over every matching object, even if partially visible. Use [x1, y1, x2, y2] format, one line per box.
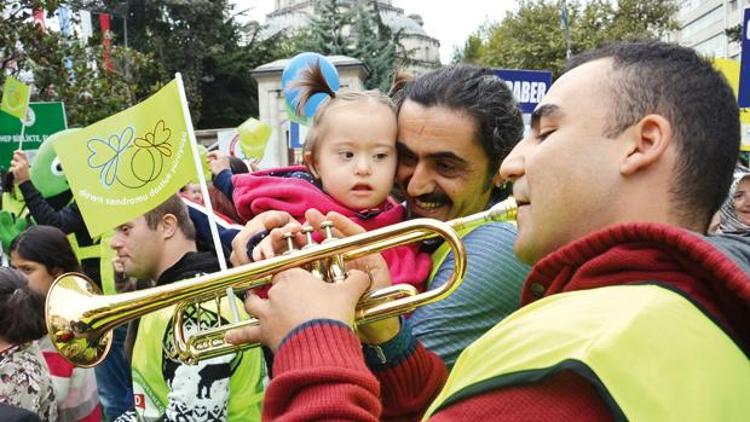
[55, 78, 197, 236]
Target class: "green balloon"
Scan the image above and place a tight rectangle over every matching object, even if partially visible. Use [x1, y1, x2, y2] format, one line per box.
[30, 128, 79, 198]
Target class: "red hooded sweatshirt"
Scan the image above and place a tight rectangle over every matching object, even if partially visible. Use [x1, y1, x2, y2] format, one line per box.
[232, 166, 432, 291]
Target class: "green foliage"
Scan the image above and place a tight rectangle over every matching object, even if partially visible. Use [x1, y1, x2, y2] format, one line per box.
[199, 28, 300, 129]
[1, 0, 159, 126]
[297, 0, 408, 92]
[726, 24, 742, 44]
[454, 0, 679, 78]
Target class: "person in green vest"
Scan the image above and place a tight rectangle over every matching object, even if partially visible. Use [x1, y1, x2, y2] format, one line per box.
[8, 130, 135, 421]
[225, 41, 750, 420]
[230, 64, 531, 367]
[110, 195, 264, 421]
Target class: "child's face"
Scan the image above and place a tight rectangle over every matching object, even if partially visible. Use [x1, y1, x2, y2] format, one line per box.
[185, 183, 203, 202]
[312, 100, 398, 210]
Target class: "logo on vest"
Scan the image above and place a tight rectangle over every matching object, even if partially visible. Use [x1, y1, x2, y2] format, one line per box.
[134, 393, 146, 409]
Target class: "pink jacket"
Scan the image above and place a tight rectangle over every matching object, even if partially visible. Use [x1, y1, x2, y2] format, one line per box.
[232, 166, 431, 291]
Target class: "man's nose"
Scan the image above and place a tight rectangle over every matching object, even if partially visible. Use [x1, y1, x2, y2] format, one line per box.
[110, 235, 123, 251]
[406, 162, 435, 197]
[499, 137, 530, 182]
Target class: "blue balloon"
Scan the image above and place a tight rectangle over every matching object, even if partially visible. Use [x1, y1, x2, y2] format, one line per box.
[282, 52, 340, 123]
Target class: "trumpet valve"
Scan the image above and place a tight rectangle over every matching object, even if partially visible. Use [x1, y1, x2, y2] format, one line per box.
[320, 220, 336, 243]
[282, 232, 296, 255]
[300, 225, 317, 249]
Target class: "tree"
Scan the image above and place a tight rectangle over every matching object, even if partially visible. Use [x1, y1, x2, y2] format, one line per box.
[199, 27, 303, 129]
[297, 0, 408, 92]
[454, 0, 679, 78]
[1, 0, 159, 126]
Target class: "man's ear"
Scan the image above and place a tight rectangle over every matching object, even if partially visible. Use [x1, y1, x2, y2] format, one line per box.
[620, 114, 673, 176]
[303, 151, 319, 179]
[160, 214, 179, 239]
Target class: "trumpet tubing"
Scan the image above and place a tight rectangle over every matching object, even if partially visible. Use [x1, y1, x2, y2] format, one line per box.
[46, 198, 517, 367]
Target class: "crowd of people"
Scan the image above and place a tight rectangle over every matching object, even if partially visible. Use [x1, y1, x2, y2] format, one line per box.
[0, 40, 748, 421]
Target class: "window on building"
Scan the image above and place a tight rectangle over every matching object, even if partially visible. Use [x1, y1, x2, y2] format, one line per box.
[681, 5, 724, 45]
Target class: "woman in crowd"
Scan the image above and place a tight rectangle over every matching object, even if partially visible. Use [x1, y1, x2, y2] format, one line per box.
[719, 167, 750, 235]
[11, 226, 102, 421]
[0, 267, 57, 421]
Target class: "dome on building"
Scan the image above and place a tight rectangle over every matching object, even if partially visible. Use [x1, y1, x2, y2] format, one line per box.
[380, 10, 427, 36]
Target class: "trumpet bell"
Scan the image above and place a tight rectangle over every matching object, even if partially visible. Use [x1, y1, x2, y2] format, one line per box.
[46, 273, 113, 368]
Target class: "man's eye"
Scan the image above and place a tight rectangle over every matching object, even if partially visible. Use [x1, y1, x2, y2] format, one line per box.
[436, 162, 457, 175]
[537, 130, 555, 141]
[400, 154, 416, 166]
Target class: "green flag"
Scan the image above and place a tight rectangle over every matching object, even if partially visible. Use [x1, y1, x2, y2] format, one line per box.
[54, 78, 197, 236]
[1, 76, 31, 120]
[237, 117, 272, 160]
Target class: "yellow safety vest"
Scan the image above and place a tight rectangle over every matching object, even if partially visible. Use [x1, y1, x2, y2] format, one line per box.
[424, 284, 750, 421]
[66, 232, 116, 295]
[131, 297, 265, 421]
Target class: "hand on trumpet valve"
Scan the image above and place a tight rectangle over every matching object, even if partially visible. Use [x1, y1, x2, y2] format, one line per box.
[224, 268, 374, 351]
[229, 210, 296, 266]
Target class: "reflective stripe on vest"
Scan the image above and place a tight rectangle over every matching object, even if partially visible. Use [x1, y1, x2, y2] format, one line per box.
[131, 298, 265, 421]
[66, 232, 117, 295]
[424, 284, 750, 421]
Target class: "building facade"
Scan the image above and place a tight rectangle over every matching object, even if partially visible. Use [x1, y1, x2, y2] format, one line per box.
[672, 0, 748, 59]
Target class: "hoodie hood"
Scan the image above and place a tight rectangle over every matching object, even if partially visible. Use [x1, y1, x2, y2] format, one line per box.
[523, 222, 750, 352]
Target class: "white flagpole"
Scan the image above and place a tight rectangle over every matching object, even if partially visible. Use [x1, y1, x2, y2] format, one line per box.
[174, 73, 228, 272]
[17, 90, 31, 151]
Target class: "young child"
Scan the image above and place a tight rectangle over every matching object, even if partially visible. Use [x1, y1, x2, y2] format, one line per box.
[0, 268, 58, 421]
[225, 62, 431, 291]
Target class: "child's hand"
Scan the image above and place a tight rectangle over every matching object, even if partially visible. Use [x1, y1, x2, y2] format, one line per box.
[207, 151, 231, 176]
[230, 210, 296, 267]
[303, 209, 393, 289]
[251, 221, 304, 261]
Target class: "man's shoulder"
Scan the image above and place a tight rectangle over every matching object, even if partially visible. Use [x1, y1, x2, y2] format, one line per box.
[462, 221, 517, 247]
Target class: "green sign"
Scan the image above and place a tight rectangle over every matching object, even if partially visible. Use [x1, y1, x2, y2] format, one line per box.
[0, 102, 67, 171]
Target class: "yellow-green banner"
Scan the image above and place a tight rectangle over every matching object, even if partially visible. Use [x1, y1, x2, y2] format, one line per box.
[1, 76, 31, 120]
[711, 58, 750, 151]
[54, 79, 197, 236]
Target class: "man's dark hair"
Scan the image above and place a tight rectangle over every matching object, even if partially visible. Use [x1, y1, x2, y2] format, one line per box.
[144, 194, 196, 240]
[0, 268, 46, 344]
[11, 225, 82, 274]
[394, 65, 524, 201]
[566, 41, 740, 226]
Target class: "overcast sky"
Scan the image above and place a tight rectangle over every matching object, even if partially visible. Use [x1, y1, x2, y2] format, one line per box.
[230, 1, 516, 63]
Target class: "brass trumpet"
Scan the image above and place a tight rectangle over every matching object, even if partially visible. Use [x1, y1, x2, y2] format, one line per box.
[46, 198, 517, 367]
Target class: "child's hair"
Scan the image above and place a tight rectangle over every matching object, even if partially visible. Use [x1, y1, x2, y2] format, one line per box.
[291, 60, 398, 159]
[11, 225, 82, 275]
[0, 267, 47, 344]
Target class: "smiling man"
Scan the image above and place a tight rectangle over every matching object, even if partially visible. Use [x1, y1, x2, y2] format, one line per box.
[110, 195, 264, 422]
[389, 65, 531, 365]
[233, 41, 750, 420]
